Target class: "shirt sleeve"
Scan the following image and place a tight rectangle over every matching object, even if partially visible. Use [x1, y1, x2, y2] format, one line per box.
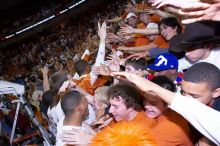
[178, 57, 193, 72]
[169, 93, 220, 145]
[90, 42, 105, 85]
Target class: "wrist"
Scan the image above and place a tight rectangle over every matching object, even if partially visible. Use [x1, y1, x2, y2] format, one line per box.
[100, 39, 105, 43]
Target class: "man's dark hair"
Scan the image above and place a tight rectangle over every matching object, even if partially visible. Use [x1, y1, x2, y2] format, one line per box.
[50, 71, 67, 93]
[183, 62, 220, 90]
[151, 76, 177, 92]
[159, 17, 182, 34]
[61, 90, 83, 115]
[108, 82, 144, 111]
[42, 90, 56, 107]
[125, 58, 147, 71]
[74, 59, 89, 76]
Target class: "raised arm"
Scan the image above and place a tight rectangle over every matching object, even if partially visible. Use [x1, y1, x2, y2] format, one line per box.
[90, 22, 107, 85]
[41, 66, 50, 92]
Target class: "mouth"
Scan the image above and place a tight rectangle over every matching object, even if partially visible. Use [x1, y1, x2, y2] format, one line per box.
[145, 109, 155, 116]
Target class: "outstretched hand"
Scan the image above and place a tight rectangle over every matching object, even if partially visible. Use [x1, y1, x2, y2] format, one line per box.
[60, 129, 93, 145]
[119, 25, 135, 35]
[126, 51, 148, 60]
[111, 71, 156, 93]
[92, 64, 112, 76]
[98, 22, 107, 42]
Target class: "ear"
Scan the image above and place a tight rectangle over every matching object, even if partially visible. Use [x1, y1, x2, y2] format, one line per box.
[212, 88, 220, 99]
[75, 101, 86, 112]
[75, 105, 83, 112]
[128, 107, 134, 112]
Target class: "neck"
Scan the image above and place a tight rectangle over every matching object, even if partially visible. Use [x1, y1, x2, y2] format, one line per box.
[64, 112, 84, 126]
[126, 110, 138, 121]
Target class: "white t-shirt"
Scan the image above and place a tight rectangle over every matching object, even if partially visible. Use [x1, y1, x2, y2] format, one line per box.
[56, 117, 82, 146]
[178, 48, 220, 71]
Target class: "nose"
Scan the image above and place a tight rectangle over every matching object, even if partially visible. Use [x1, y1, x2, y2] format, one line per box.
[109, 105, 114, 114]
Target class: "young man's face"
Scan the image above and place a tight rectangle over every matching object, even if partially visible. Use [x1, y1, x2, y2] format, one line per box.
[181, 81, 213, 105]
[185, 48, 207, 62]
[160, 24, 177, 41]
[144, 93, 167, 119]
[109, 96, 132, 121]
[125, 65, 137, 73]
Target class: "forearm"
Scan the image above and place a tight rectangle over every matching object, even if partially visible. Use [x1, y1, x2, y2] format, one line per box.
[165, 7, 179, 15]
[149, 83, 175, 105]
[107, 16, 123, 23]
[94, 41, 105, 66]
[91, 39, 106, 85]
[133, 28, 159, 35]
[43, 74, 50, 92]
[157, 9, 175, 18]
[125, 43, 158, 52]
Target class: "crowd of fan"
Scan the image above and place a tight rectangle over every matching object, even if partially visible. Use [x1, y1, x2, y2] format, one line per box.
[0, 0, 220, 145]
[0, 0, 73, 38]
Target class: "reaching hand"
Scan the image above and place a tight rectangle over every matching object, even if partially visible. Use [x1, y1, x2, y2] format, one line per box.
[179, 3, 220, 24]
[144, 8, 158, 15]
[117, 46, 129, 51]
[111, 72, 156, 93]
[150, 0, 220, 23]
[98, 22, 107, 42]
[92, 64, 112, 76]
[107, 33, 121, 42]
[40, 66, 49, 75]
[119, 25, 135, 35]
[120, 35, 133, 43]
[82, 122, 96, 135]
[92, 115, 113, 130]
[127, 51, 148, 60]
[60, 129, 93, 145]
[58, 80, 76, 93]
[151, 0, 203, 9]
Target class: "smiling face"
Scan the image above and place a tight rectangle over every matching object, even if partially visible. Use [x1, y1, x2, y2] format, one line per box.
[144, 93, 167, 119]
[160, 24, 177, 41]
[109, 96, 133, 121]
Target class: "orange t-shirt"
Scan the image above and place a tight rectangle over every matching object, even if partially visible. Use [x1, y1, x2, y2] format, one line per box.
[152, 35, 169, 48]
[75, 74, 109, 95]
[134, 23, 150, 46]
[151, 109, 193, 146]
